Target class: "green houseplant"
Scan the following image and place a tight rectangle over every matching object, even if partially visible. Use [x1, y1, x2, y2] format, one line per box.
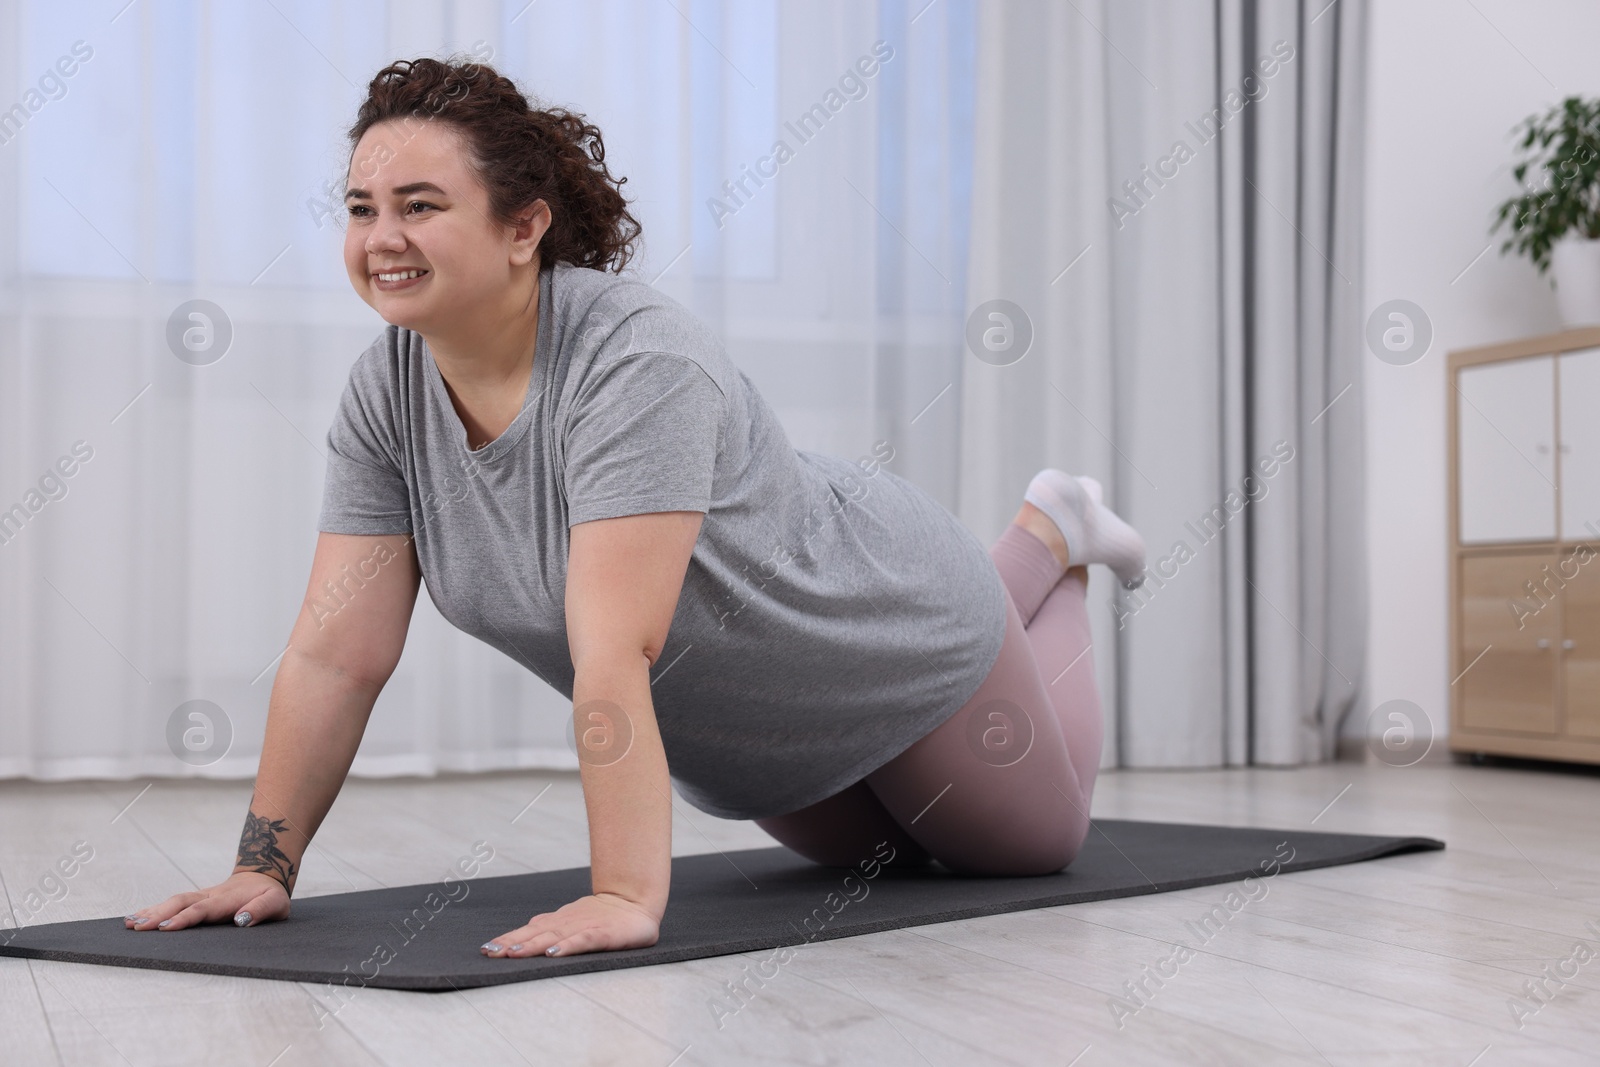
[1493, 96, 1600, 325]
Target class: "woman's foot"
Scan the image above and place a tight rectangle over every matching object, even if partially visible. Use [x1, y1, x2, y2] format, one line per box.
[1014, 501, 1092, 588]
[1015, 501, 1074, 573]
[1021, 469, 1147, 589]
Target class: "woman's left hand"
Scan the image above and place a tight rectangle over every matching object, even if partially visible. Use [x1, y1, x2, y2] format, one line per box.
[480, 891, 661, 959]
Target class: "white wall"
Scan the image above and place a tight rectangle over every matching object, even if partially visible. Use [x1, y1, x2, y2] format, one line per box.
[1362, 1, 1600, 745]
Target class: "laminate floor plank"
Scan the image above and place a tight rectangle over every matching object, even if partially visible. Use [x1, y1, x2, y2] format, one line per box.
[1043, 888, 1593, 1056]
[0, 960, 64, 1066]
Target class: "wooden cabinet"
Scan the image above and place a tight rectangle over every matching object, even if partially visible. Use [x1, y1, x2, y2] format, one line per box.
[1449, 327, 1600, 764]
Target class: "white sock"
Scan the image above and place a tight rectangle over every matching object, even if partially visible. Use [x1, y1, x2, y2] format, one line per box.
[1023, 469, 1147, 589]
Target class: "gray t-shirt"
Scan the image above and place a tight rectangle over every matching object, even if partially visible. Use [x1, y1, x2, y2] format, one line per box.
[318, 260, 1007, 820]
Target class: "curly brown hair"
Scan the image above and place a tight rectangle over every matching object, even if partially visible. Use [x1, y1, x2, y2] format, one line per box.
[346, 54, 642, 273]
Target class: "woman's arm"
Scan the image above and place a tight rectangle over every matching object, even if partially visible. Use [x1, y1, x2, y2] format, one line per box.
[127, 531, 420, 931]
[480, 508, 702, 958]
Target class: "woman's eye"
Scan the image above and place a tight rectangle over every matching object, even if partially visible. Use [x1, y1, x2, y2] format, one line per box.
[345, 203, 433, 218]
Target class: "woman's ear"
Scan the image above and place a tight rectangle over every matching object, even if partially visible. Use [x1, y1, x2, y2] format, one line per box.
[508, 198, 552, 267]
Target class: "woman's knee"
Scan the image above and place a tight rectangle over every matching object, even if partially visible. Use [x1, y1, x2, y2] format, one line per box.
[936, 818, 1086, 877]
[867, 717, 1094, 878]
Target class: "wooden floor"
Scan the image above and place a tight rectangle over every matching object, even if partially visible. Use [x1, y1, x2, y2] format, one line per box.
[2, 755, 1598, 1066]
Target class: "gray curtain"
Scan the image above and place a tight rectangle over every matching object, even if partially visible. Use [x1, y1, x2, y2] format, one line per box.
[959, 0, 1368, 767]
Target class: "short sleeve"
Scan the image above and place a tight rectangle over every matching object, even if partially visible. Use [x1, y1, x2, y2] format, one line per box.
[317, 355, 413, 535]
[564, 351, 726, 527]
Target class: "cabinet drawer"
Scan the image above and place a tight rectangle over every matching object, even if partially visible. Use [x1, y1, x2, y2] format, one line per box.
[1457, 552, 1559, 734]
[1559, 543, 1600, 738]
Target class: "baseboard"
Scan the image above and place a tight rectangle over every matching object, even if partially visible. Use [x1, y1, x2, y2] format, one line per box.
[1334, 734, 1456, 765]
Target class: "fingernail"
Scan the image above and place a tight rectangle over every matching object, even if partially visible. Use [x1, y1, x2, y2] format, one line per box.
[482, 941, 502, 952]
[508, 943, 522, 953]
[124, 914, 139, 922]
[546, 945, 559, 956]
[157, 920, 171, 929]
[234, 912, 251, 927]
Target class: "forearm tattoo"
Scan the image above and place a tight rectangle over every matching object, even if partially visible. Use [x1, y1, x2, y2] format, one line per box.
[236, 811, 298, 894]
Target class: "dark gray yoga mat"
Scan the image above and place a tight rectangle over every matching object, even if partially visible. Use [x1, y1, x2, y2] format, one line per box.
[0, 819, 1442, 991]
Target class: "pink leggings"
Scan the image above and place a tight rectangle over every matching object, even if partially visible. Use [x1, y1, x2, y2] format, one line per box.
[754, 522, 1102, 876]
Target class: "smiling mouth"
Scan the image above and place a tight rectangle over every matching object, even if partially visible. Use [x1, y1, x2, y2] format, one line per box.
[374, 268, 429, 282]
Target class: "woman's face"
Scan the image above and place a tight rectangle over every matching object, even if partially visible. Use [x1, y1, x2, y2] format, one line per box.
[342, 119, 540, 335]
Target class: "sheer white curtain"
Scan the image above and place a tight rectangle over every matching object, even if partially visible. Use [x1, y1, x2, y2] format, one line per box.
[960, 0, 1369, 767]
[0, 1, 978, 779]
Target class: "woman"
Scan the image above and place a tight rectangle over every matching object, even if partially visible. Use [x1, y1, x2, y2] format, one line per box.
[126, 57, 1146, 961]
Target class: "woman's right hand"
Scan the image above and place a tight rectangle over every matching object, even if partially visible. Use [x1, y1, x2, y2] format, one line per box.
[124, 871, 290, 932]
